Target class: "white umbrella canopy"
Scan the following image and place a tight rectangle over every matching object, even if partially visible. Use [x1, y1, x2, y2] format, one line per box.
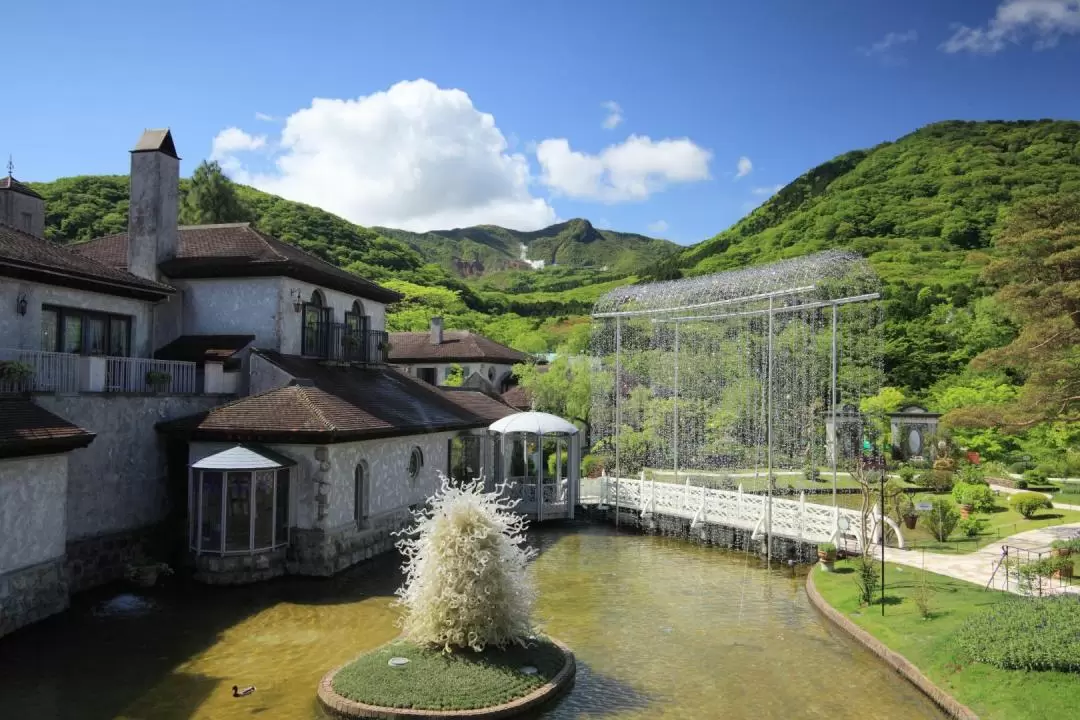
[488, 411, 579, 436]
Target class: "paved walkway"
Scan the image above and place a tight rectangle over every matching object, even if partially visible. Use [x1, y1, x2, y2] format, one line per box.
[884, 522, 1080, 595]
[989, 483, 1080, 512]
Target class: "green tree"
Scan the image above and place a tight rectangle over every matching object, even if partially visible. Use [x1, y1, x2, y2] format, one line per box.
[179, 160, 251, 225]
[514, 356, 593, 442]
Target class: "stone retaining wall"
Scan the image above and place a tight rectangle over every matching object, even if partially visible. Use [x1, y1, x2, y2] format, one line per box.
[289, 509, 410, 577]
[804, 570, 979, 720]
[194, 548, 288, 585]
[65, 524, 159, 593]
[0, 557, 68, 639]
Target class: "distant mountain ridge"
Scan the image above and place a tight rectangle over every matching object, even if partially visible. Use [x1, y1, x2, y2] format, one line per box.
[376, 218, 678, 276]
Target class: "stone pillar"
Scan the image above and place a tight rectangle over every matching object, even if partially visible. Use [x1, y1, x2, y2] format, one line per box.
[203, 361, 224, 394]
[80, 356, 106, 392]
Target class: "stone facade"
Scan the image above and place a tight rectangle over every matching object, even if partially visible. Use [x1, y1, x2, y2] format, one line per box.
[288, 508, 410, 577]
[0, 557, 68, 639]
[0, 455, 67, 576]
[37, 394, 226, 543]
[193, 548, 288, 586]
[64, 525, 159, 593]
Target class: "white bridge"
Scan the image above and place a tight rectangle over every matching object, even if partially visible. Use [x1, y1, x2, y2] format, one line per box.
[579, 476, 904, 551]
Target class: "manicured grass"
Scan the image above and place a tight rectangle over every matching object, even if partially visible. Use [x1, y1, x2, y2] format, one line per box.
[813, 560, 1080, 720]
[807, 492, 1080, 554]
[331, 638, 566, 711]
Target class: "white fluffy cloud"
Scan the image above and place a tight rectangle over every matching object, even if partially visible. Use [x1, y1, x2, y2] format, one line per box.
[647, 220, 669, 234]
[602, 101, 624, 130]
[535, 135, 711, 202]
[751, 184, 783, 196]
[254, 112, 276, 122]
[213, 79, 556, 231]
[735, 156, 753, 179]
[942, 0, 1080, 53]
[860, 30, 918, 63]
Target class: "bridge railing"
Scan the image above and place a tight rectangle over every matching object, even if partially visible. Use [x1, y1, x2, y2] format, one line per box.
[581, 475, 904, 550]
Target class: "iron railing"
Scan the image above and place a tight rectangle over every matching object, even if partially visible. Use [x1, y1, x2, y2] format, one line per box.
[302, 322, 387, 364]
[0, 348, 81, 393]
[105, 356, 198, 394]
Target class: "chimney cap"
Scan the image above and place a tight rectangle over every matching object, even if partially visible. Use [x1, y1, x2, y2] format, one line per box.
[131, 128, 180, 160]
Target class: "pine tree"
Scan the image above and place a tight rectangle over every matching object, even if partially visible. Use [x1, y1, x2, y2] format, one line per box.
[179, 160, 250, 225]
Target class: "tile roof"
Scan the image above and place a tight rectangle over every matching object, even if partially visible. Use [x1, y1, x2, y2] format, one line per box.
[0, 398, 95, 459]
[441, 388, 518, 422]
[154, 335, 254, 365]
[501, 385, 532, 410]
[388, 331, 529, 364]
[74, 223, 401, 304]
[157, 351, 492, 443]
[0, 175, 43, 199]
[132, 129, 179, 159]
[0, 223, 173, 300]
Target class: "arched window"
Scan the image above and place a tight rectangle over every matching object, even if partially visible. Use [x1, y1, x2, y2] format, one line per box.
[354, 461, 369, 529]
[344, 300, 370, 362]
[302, 290, 331, 356]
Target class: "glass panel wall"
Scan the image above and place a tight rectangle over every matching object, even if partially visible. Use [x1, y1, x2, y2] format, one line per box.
[225, 472, 252, 552]
[275, 469, 290, 543]
[200, 471, 223, 552]
[190, 468, 291, 555]
[253, 471, 275, 549]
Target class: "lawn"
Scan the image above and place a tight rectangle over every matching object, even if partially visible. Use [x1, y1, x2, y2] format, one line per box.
[807, 492, 1080, 554]
[813, 560, 1080, 720]
[331, 638, 566, 711]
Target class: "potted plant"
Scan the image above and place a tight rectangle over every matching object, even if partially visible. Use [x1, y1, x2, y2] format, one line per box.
[0, 360, 34, 389]
[145, 370, 172, 392]
[817, 542, 837, 572]
[901, 503, 919, 530]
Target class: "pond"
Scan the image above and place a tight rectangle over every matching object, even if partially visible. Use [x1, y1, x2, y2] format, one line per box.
[0, 526, 943, 719]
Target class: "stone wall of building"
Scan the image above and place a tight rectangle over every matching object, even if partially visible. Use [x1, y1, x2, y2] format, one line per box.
[64, 525, 161, 593]
[37, 394, 226, 543]
[0, 454, 67, 576]
[193, 548, 288, 586]
[288, 507, 409, 577]
[0, 557, 68, 639]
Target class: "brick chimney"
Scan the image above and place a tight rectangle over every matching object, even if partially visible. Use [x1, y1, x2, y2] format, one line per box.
[128, 129, 179, 281]
[430, 316, 443, 345]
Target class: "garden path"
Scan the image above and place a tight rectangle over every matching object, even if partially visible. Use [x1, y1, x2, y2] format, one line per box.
[882, 522, 1080, 596]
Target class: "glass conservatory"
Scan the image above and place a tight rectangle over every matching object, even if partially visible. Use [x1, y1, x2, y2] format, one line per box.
[188, 445, 293, 555]
[489, 411, 581, 521]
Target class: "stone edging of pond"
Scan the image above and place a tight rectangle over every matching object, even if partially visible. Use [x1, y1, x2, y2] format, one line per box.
[316, 637, 576, 720]
[804, 571, 979, 720]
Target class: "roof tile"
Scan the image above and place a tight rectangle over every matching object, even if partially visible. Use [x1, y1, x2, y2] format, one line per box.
[389, 331, 529, 364]
[0, 398, 95, 458]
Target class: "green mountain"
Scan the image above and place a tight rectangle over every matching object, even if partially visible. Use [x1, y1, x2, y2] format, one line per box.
[376, 218, 677, 276]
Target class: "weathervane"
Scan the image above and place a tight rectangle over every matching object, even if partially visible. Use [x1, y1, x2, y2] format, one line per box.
[6, 155, 12, 177]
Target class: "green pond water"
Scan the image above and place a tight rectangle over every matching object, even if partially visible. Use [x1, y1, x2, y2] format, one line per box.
[0, 526, 944, 719]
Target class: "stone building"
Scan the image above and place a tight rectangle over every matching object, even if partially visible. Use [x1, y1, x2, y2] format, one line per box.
[0, 129, 520, 635]
[388, 317, 528, 392]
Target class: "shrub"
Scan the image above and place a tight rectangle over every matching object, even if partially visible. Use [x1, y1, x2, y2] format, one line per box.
[853, 556, 879, 606]
[912, 571, 934, 619]
[980, 460, 1011, 480]
[956, 463, 986, 485]
[897, 465, 917, 484]
[957, 516, 985, 538]
[395, 475, 535, 652]
[818, 542, 837, 557]
[546, 450, 568, 477]
[804, 466, 821, 483]
[1008, 460, 1033, 474]
[957, 596, 1080, 671]
[1023, 468, 1049, 485]
[925, 498, 960, 542]
[952, 482, 997, 512]
[0, 360, 34, 383]
[1051, 538, 1080, 553]
[933, 457, 956, 472]
[1016, 478, 1029, 489]
[1010, 492, 1053, 519]
[581, 454, 602, 478]
[914, 470, 954, 492]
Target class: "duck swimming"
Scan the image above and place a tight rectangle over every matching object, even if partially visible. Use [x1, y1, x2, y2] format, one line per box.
[232, 685, 256, 697]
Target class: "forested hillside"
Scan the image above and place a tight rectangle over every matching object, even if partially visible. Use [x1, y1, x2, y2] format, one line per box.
[377, 218, 676, 276]
[28, 119, 1080, 472]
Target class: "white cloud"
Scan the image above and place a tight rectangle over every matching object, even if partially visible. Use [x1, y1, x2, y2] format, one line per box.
[735, 156, 753, 179]
[212, 79, 556, 232]
[942, 0, 1080, 53]
[647, 220, 669, 234]
[860, 30, 918, 63]
[210, 128, 267, 171]
[254, 112, 276, 122]
[751, 184, 783, 196]
[535, 135, 711, 202]
[601, 101, 624, 130]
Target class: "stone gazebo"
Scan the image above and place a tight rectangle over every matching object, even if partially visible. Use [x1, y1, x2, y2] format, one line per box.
[889, 406, 941, 461]
[489, 412, 580, 521]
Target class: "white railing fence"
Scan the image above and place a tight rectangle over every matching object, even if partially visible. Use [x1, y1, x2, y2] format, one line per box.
[105, 356, 198, 394]
[580, 475, 904, 551]
[0, 348, 81, 393]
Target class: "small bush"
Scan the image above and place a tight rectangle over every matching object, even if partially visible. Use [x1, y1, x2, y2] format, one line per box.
[581, 454, 602, 478]
[915, 470, 955, 492]
[818, 542, 837, 556]
[853, 557, 879, 606]
[1010, 492, 1053, 519]
[980, 460, 1011, 480]
[897, 465, 917, 484]
[1008, 460, 1033, 474]
[1016, 478, 1029, 489]
[933, 457, 957, 472]
[804, 466, 821, 483]
[956, 463, 986, 485]
[1023, 468, 1049, 485]
[957, 516, 985, 538]
[912, 571, 934, 619]
[925, 498, 960, 541]
[952, 482, 996, 513]
[957, 596, 1080, 671]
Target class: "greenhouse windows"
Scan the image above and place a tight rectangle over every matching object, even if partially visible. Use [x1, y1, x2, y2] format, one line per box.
[189, 445, 294, 555]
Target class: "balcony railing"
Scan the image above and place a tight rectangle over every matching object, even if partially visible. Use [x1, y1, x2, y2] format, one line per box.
[0, 349, 200, 395]
[302, 322, 388, 364]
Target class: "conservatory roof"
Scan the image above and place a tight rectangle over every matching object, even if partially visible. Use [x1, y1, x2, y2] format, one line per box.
[489, 411, 579, 436]
[192, 444, 297, 470]
[591, 249, 878, 317]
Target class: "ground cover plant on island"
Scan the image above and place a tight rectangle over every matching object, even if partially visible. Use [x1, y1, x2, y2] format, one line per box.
[329, 475, 569, 712]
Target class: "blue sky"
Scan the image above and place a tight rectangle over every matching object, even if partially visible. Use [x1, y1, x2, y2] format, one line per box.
[4, 0, 1080, 244]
